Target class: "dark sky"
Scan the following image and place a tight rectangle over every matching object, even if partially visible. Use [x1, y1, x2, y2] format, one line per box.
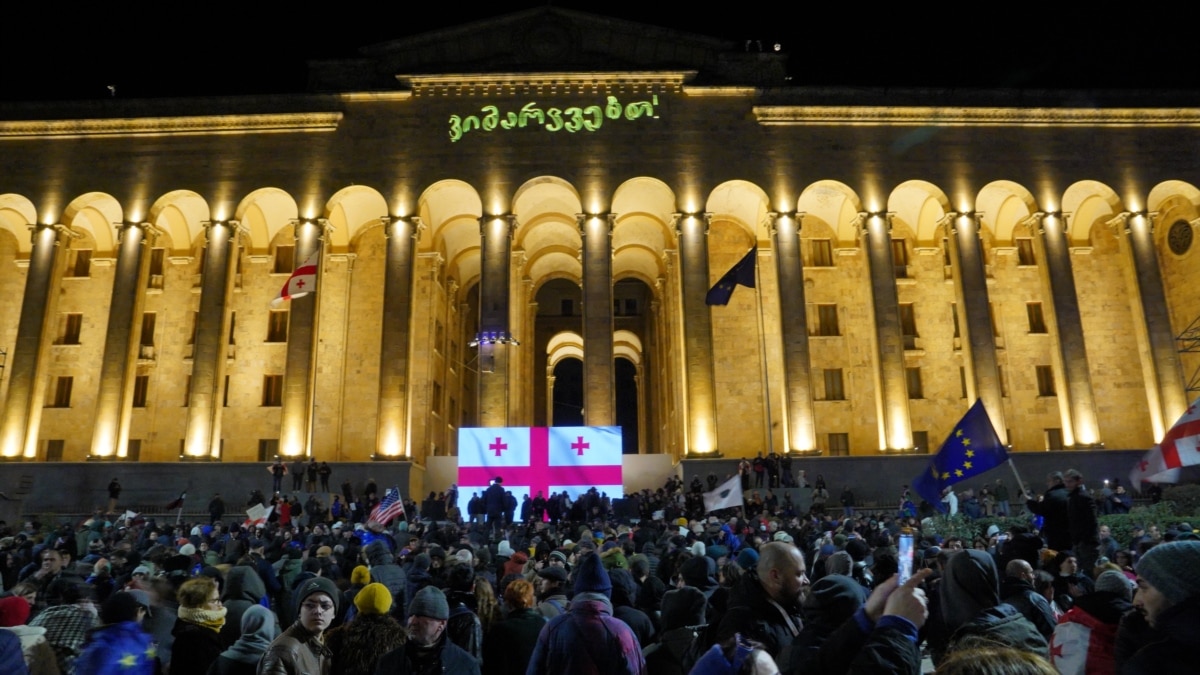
[1, 3, 1187, 102]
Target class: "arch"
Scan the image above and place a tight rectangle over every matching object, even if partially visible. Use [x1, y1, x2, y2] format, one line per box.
[235, 188, 300, 252]
[612, 177, 676, 232]
[0, 194, 37, 255]
[1147, 181, 1200, 248]
[976, 181, 1038, 244]
[418, 179, 483, 250]
[325, 185, 388, 251]
[612, 246, 663, 288]
[547, 331, 585, 368]
[613, 329, 643, 366]
[61, 192, 121, 253]
[148, 190, 209, 255]
[1062, 181, 1122, 246]
[887, 180, 951, 247]
[527, 250, 583, 290]
[512, 176, 582, 228]
[705, 180, 769, 241]
[796, 180, 863, 247]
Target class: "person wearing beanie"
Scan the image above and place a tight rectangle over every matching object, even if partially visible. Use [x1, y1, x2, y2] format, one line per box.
[526, 552, 646, 674]
[75, 591, 157, 675]
[1049, 570, 1132, 675]
[364, 540, 408, 624]
[339, 565, 371, 625]
[376, 586, 479, 675]
[324, 583, 405, 675]
[534, 567, 569, 619]
[444, 564, 483, 663]
[0, 595, 59, 675]
[170, 576, 226, 675]
[1122, 540, 1200, 673]
[259, 576, 339, 675]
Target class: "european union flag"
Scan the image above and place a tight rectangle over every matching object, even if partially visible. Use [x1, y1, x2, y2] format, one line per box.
[912, 399, 1007, 512]
[706, 247, 757, 306]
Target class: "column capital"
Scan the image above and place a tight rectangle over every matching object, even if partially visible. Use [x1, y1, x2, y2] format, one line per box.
[766, 211, 804, 237]
[382, 215, 424, 240]
[671, 212, 711, 237]
[575, 212, 616, 238]
[479, 214, 517, 238]
[855, 211, 893, 238]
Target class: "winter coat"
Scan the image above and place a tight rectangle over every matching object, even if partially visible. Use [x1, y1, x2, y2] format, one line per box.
[75, 621, 156, 675]
[481, 608, 545, 675]
[0, 629, 30, 675]
[259, 622, 332, 675]
[715, 569, 803, 669]
[1049, 591, 1130, 675]
[1027, 483, 1071, 551]
[445, 592, 483, 664]
[219, 566, 266, 646]
[1000, 576, 1057, 638]
[1120, 596, 1200, 675]
[526, 593, 646, 675]
[2, 625, 60, 675]
[365, 542, 408, 623]
[324, 613, 406, 675]
[945, 605, 1049, 662]
[170, 618, 225, 675]
[374, 637, 480, 675]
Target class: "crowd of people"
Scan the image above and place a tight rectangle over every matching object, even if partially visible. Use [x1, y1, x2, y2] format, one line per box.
[0, 463, 1196, 675]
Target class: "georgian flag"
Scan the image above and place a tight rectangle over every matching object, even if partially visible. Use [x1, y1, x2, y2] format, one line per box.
[1130, 398, 1200, 488]
[456, 426, 623, 515]
[271, 251, 319, 308]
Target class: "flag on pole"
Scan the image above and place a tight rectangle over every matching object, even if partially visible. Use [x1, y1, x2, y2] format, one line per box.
[456, 427, 624, 515]
[912, 399, 1008, 512]
[122, 510, 139, 524]
[1130, 398, 1200, 489]
[165, 492, 187, 510]
[244, 503, 273, 528]
[369, 487, 406, 525]
[271, 251, 319, 308]
[703, 474, 744, 513]
[706, 247, 757, 306]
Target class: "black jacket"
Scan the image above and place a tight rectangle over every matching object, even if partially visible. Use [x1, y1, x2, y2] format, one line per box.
[1027, 483, 1070, 551]
[375, 636, 481, 675]
[1000, 577, 1056, 638]
[1121, 596, 1200, 675]
[715, 570, 803, 670]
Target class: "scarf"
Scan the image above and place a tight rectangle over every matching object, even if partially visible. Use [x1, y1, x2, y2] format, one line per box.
[177, 605, 227, 632]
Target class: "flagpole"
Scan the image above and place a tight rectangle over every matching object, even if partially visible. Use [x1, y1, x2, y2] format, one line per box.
[753, 248, 775, 457]
[1007, 458, 1028, 501]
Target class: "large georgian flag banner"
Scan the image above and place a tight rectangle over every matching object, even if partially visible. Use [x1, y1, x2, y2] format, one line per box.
[1130, 397, 1200, 488]
[456, 426, 623, 514]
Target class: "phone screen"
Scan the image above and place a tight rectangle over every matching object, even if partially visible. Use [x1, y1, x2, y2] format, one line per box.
[898, 531, 914, 584]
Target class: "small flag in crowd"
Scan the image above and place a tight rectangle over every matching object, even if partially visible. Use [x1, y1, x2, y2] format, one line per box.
[369, 487, 405, 525]
[703, 474, 744, 513]
[705, 247, 757, 306]
[165, 492, 187, 510]
[912, 399, 1007, 512]
[244, 503, 273, 528]
[1130, 397, 1200, 489]
[271, 251, 319, 308]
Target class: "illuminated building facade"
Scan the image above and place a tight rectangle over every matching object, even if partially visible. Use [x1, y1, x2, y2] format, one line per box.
[0, 8, 1198, 467]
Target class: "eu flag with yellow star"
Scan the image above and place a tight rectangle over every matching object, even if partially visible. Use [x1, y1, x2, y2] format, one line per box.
[706, 247, 757, 306]
[912, 399, 1007, 512]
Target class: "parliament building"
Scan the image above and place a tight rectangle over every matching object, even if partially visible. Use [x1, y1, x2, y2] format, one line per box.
[1, 8, 1197, 467]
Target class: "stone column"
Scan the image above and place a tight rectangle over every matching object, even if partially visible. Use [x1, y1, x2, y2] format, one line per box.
[184, 220, 238, 459]
[279, 219, 324, 458]
[860, 213, 913, 451]
[477, 216, 515, 427]
[947, 213, 1007, 442]
[375, 216, 420, 459]
[546, 370, 556, 425]
[580, 213, 615, 426]
[90, 221, 154, 459]
[770, 213, 817, 452]
[676, 213, 719, 454]
[635, 366, 647, 454]
[1120, 212, 1188, 438]
[0, 223, 66, 459]
[1030, 212, 1101, 446]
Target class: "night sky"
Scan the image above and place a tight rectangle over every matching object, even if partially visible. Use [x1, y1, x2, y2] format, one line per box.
[2, 3, 1187, 102]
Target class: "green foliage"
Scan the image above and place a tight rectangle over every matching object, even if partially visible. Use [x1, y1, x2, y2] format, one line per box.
[1098, 503, 1177, 547]
[1162, 484, 1200, 516]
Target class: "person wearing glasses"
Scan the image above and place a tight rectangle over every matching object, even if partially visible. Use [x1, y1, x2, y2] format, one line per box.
[259, 577, 339, 675]
[171, 576, 227, 675]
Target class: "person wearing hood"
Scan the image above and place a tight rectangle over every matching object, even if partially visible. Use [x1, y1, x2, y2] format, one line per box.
[443, 563, 483, 664]
[260, 577, 339, 675]
[208, 605, 277, 675]
[609, 569, 654, 648]
[643, 586, 706, 675]
[526, 551, 646, 675]
[715, 542, 807, 669]
[364, 540, 407, 624]
[0, 595, 59, 675]
[930, 549, 1048, 665]
[75, 591, 156, 675]
[790, 573, 867, 674]
[219, 566, 267, 647]
[324, 583, 405, 675]
[1049, 570, 1133, 675]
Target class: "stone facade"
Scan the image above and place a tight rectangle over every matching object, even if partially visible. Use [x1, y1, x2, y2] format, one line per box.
[0, 9, 1198, 470]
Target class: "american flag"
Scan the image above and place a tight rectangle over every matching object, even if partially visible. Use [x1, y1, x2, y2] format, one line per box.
[369, 487, 405, 525]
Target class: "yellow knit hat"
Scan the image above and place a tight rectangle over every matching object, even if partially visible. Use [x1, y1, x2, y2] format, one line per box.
[351, 565, 371, 586]
[354, 582, 392, 616]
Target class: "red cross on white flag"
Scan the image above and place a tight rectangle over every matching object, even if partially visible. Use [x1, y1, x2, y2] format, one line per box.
[456, 426, 623, 514]
[1130, 397, 1200, 489]
[271, 251, 320, 308]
